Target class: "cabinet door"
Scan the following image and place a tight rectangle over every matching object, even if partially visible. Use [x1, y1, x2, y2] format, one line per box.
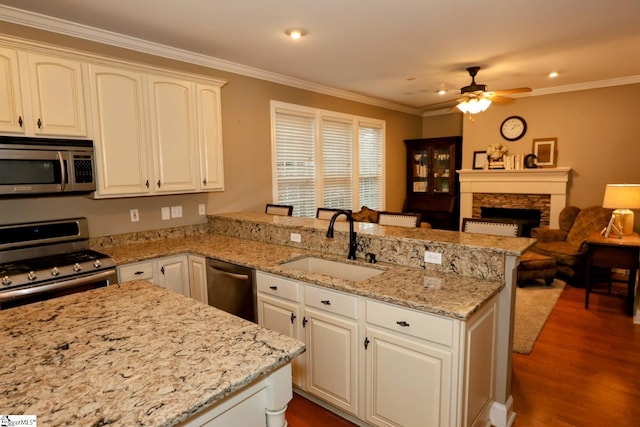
[157, 256, 190, 297]
[304, 306, 359, 416]
[148, 75, 198, 193]
[196, 83, 225, 191]
[188, 255, 208, 304]
[432, 146, 452, 194]
[88, 64, 151, 196]
[0, 47, 25, 134]
[258, 293, 303, 387]
[365, 326, 453, 427]
[25, 52, 87, 136]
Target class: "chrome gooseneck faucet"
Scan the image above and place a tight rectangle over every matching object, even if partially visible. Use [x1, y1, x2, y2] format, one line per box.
[326, 210, 357, 260]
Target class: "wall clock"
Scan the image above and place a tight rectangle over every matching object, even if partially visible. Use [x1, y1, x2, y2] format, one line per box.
[500, 116, 527, 141]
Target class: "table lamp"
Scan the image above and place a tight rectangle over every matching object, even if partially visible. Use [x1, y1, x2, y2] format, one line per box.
[602, 184, 640, 238]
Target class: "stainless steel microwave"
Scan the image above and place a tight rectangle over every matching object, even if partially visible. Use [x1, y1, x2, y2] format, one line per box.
[0, 136, 96, 196]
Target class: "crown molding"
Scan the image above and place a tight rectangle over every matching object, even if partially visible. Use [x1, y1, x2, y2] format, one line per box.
[0, 5, 422, 116]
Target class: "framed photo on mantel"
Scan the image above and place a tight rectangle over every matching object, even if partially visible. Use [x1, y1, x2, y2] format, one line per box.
[473, 151, 487, 170]
[532, 138, 557, 167]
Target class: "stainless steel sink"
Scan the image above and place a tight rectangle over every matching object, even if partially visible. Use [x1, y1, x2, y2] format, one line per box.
[281, 257, 383, 282]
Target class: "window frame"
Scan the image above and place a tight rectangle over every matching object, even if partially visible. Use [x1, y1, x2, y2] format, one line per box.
[270, 101, 386, 216]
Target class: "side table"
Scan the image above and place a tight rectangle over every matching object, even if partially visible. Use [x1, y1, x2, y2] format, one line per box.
[585, 231, 640, 316]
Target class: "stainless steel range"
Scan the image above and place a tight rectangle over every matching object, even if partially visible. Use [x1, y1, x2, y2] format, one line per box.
[0, 217, 117, 309]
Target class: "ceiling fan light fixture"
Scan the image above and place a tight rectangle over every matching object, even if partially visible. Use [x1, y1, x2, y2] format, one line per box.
[456, 97, 492, 114]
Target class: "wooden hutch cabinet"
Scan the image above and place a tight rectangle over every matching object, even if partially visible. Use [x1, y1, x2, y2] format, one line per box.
[403, 137, 462, 230]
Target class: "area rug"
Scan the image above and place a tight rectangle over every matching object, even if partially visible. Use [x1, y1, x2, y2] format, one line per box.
[513, 279, 566, 354]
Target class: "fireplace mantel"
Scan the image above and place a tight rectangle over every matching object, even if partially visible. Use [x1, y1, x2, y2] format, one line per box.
[457, 167, 571, 229]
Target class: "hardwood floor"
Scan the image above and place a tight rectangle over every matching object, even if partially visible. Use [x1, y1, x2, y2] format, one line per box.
[287, 284, 640, 427]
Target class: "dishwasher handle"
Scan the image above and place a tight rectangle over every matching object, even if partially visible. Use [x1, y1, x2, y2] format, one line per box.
[214, 269, 250, 281]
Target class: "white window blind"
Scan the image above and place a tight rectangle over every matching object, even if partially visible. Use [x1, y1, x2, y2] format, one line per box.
[321, 117, 353, 209]
[273, 109, 316, 217]
[271, 101, 385, 217]
[358, 123, 383, 210]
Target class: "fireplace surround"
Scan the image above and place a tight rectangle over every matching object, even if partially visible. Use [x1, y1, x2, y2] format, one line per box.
[457, 168, 571, 230]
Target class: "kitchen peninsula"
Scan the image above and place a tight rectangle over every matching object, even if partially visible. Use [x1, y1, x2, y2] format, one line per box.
[91, 212, 534, 427]
[0, 280, 304, 426]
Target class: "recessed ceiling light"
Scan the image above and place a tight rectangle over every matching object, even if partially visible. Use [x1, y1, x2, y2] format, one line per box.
[438, 89, 447, 95]
[548, 71, 559, 78]
[285, 29, 307, 39]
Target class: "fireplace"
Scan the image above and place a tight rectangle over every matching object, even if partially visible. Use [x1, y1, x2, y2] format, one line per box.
[457, 168, 571, 229]
[480, 207, 541, 237]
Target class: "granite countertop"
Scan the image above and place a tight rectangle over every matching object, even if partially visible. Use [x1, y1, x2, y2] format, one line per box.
[99, 233, 506, 320]
[0, 280, 305, 426]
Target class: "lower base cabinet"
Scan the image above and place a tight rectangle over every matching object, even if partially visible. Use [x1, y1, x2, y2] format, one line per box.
[256, 270, 498, 427]
[117, 255, 207, 303]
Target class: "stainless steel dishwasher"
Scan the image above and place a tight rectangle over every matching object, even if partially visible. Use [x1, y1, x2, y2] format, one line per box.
[206, 258, 256, 322]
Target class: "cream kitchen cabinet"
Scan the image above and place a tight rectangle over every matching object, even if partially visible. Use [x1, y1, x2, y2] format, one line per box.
[0, 48, 87, 137]
[188, 255, 208, 304]
[256, 271, 303, 387]
[303, 284, 360, 417]
[196, 83, 225, 191]
[87, 64, 151, 196]
[117, 255, 191, 298]
[88, 64, 225, 197]
[364, 300, 456, 427]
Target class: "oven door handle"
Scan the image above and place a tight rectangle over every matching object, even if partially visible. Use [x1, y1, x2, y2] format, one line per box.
[0, 269, 117, 302]
[57, 151, 66, 192]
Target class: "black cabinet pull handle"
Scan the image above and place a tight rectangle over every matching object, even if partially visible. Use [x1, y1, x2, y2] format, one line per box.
[37, 118, 42, 128]
[157, 180, 161, 188]
[145, 180, 150, 189]
[396, 321, 410, 327]
[160, 266, 165, 275]
[269, 285, 278, 290]
[18, 116, 22, 127]
[203, 179, 207, 185]
[302, 317, 308, 327]
[364, 337, 370, 349]
[321, 300, 331, 305]
[290, 313, 296, 324]
[134, 271, 144, 275]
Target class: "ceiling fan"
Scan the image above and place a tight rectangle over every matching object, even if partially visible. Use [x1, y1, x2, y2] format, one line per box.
[429, 66, 532, 115]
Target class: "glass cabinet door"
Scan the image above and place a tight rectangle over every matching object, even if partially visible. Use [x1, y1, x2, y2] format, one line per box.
[432, 147, 451, 194]
[410, 148, 429, 193]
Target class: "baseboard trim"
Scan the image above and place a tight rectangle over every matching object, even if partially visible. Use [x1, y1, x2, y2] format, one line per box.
[490, 396, 517, 427]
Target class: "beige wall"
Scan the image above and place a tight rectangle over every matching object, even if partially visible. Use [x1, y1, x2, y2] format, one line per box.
[447, 83, 640, 229]
[0, 22, 421, 236]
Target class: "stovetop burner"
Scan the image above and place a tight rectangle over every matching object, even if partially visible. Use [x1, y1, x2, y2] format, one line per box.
[0, 250, 109, 276]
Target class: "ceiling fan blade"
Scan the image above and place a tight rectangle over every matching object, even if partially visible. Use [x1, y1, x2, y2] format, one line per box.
[421, 97, 460, 108]
[488, 87, 532, 96]
[487, 95, 515, 103]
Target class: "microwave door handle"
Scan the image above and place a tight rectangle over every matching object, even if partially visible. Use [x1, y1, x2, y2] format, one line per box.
[57, 151, 66, 192]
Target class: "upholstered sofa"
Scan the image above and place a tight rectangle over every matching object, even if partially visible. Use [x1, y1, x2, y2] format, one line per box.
[530, 205, 612, 285]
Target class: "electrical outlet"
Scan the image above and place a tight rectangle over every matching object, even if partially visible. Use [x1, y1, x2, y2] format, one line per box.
[423, 276, 442, 289]
[171, 206, 183, 218]
[130, 209, 139, 222]
[161, 207, 171, 220]
[424, 251, 442, 264]
[198, 204, 206, 215]
[290, 233, 302, 243]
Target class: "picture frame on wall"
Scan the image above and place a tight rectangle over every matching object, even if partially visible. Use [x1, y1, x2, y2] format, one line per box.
[532, 138, 557, 167]
[473, 151, 487, 170]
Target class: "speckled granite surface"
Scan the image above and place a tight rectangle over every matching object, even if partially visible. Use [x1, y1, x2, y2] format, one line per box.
[0, 280, 304, 427]
[96, 230, 508, 320]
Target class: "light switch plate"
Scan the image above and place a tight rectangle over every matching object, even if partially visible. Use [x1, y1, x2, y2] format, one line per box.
[424, 251, 442, 264]
[198, 204, 206, 215]
[161, 207, 171, 220]
[290, 233, 302, 243]
[171, 206, 183, 218]
[130, 209, 139, 222]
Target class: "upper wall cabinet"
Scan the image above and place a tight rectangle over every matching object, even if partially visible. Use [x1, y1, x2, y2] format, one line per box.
[0, 48, 87, 137]
[87, 64, 151, 196]
[147, 74, 199, 194]
[196, 83, 225, 191]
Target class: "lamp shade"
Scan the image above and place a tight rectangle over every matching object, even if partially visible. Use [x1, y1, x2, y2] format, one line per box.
[602, 184, 640, 209]
[456, 98, 492, 114]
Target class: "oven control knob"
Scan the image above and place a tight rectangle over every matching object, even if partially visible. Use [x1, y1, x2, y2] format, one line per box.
[73, 263, 82, 272]
[1, 276, 11, 286]
[27, 271, 37, 281]
[51, 267, 60, 276]
[93, 259, 102, 269]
